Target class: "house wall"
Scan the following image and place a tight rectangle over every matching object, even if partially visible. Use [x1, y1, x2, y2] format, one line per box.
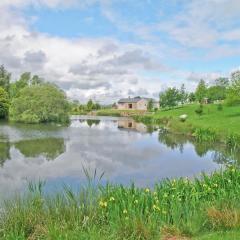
[136, 99, 148, 110]
[117, 102, 138, 110]
[153, 102, 160, 109]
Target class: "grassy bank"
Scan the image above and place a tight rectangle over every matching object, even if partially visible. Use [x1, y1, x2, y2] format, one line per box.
[134, 104, 240, 145]
[1, 167, 240, 239]
[95, 109, 147, 117]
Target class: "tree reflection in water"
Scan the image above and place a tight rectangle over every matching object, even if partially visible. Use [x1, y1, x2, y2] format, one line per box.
[0, 142, 11, 166]
[86, 119, 100, 127]
[14, 138, 65, 160]
[158, 130, 240, 165]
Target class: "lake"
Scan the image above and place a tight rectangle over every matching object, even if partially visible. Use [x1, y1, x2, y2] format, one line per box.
[0, 116, 238, 198]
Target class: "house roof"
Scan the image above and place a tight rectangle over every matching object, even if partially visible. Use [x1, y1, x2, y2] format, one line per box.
[118, 97, 142, 103]
[118, 96, 158, 104]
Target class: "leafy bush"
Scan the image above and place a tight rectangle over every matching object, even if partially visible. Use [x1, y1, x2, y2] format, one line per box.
[195, 104, 203, 117]
[9, 84, 70, 124]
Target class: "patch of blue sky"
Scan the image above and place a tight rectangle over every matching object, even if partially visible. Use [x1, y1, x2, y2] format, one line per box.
[24, 5, 117, 38]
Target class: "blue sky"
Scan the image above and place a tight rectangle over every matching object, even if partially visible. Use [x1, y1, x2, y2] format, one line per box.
[1, 0, 240, 103]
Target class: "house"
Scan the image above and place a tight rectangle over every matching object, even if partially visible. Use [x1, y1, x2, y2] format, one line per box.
[117, 96, 159, 111]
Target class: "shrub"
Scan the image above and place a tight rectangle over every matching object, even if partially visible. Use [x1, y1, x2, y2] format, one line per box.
[195, 105, 203, 117]
[0, 87, 9, 119]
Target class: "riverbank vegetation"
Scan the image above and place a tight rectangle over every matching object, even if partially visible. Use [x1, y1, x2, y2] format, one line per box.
[0, 167, 240, 239]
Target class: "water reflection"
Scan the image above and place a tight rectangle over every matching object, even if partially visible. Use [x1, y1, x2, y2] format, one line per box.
[0, 142, 10, 165]
[14, 138, 65, 160]
[158, 130, 240, 165]
[0, 117, 238, 198]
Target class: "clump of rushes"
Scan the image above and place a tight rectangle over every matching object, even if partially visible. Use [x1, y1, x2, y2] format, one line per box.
[193, 127, 217, 142]
[1, 167, 240, 239]
[226, 133, 240, 149]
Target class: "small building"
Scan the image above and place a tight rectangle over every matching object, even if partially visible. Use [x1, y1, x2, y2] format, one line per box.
[117, 96, 159, 111]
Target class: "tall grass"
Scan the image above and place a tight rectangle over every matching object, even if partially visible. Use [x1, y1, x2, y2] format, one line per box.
[193, 128, 217, 143]
[0, 167, 240, 239]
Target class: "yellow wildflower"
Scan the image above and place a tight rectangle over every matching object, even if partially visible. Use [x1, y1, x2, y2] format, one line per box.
[123, 209, 128, 214]
[153, 205, 160, 211]
[109, 197, 115, 202]
[99, 200, 107, 208]
[145, 188, 150, 193]
[153, 191, 157, 196]
[134, 199, 139, 204]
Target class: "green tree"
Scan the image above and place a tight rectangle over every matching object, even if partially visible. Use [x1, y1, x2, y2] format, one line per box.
[31, 75, 44, 85]
[17, 72, 31, 88]
[215, 77, 229, 88]
[147, 99, 153, 111]
[179, 84, 187, 105]
[87, 99, 94, 111]
[188, 92, 196, 102]
[226, 71, 240, 106]
[159, 88, 180, 109]
[0, 87, 9, 119]
[207, 85, 226, 102]
[10, 83, 70, 123]
[94, 103, 101, 110]
[195, 79, 207, 103]
[0, 65, 11, 93]
[10, 73, 44, 99]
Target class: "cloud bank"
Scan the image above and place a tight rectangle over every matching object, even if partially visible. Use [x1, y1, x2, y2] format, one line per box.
[0, 0, 239, 103]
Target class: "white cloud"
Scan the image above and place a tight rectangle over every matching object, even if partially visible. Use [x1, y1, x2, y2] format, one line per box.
[0, 3, 169, 103]
[0, 0, 239, 103]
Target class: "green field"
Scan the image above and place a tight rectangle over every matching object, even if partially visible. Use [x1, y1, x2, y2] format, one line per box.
[95, 109, 146, 117]
[134, 104, 240, 142]
[1, 167, 240, 240]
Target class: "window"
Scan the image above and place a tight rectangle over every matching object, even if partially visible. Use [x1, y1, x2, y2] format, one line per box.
[128, 104, 132, 109]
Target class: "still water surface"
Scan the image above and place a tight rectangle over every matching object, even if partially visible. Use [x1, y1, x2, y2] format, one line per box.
[0, 116, 238, 198]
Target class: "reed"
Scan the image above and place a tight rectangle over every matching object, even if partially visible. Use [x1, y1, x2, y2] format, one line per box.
[1, 167, 240, 239]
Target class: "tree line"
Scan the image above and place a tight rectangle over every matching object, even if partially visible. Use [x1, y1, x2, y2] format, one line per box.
[159, 71, 240, 109]
[70, 99, 102, 115]
[0, 65, 69, 123]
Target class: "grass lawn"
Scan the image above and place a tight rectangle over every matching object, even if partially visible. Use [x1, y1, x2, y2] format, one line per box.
[148, 104, 240, 138]
[96, 109, 146, 117]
